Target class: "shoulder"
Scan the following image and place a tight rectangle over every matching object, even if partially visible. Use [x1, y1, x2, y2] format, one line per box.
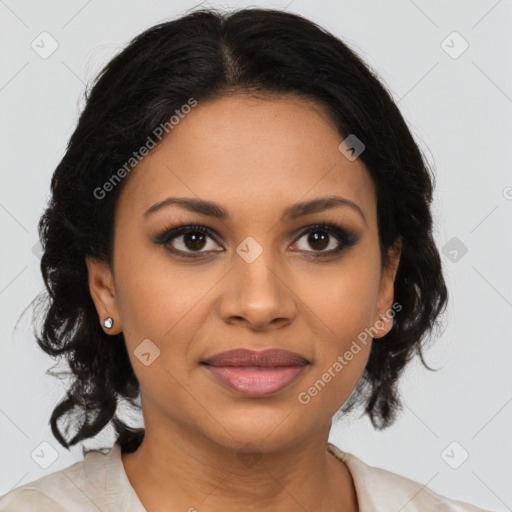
[327, 443, 492, 512]
[0, 447, 114, 512]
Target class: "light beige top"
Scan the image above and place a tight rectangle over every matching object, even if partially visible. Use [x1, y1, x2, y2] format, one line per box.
[0, 442, 491, 511]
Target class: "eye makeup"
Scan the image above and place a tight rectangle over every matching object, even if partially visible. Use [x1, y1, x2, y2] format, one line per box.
[151, 216, 361, 261]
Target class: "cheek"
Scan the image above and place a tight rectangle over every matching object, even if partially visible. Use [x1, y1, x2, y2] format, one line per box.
[296, 279, 375, 420]
[297, 251, 382, 348]
[112, 246, 220, 390]
[292, 252, 380, 407]
[113, 236, 205, 338]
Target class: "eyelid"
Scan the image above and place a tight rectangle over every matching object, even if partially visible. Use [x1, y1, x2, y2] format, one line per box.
[291, 214, 357, 238]
[152, 217, 360, 259]
[154, 213, 360, 238]
[152, 224, 221, 247]
[292, 222, 359, 252]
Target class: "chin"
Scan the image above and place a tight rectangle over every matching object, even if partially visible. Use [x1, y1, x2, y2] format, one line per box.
[196, 405, 317, 454]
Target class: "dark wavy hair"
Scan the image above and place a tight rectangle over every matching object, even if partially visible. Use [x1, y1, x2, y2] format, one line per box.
[24, 7, 448, 455]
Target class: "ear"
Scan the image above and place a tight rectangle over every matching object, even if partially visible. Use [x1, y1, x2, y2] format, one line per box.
[85, 255, 122, 335]
[373, 237, 402, 339]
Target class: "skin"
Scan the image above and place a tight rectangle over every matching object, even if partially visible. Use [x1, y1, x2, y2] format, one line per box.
[86, 94, 401, 512]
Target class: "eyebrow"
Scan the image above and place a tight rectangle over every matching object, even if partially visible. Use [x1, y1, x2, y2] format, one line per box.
[144, 195, 367, 225]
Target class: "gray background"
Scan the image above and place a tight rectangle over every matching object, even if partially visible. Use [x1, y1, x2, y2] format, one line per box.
[1, 1, 511, 510]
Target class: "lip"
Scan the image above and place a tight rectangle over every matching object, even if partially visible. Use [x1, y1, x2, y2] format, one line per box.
[202, 348, 309, 367]
[201, 348, 309, 397]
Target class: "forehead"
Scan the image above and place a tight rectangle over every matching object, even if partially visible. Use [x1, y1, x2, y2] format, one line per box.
[117, 94, 376, 225]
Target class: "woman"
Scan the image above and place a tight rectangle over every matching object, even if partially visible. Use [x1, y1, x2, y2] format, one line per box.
[0, 7, 490, 511]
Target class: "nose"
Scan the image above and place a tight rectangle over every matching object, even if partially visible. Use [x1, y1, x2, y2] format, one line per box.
[217, 247, 298, 332]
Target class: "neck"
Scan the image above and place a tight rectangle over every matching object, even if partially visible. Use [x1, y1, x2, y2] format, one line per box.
[121, 416, 358, 512]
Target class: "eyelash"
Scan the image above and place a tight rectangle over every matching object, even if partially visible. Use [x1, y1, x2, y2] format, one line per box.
[153, 221, 359, 260]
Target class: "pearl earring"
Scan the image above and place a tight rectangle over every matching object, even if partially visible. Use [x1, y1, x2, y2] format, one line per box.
[103, 317, 114, 329]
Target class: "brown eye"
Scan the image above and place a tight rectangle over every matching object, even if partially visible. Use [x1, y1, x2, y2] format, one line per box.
[305, 231, 330, 251]
[290, 223, 359, 258]
[154, 222, 359, 260]
[156, 225, 223, 258]
[181, 231, 208, 251]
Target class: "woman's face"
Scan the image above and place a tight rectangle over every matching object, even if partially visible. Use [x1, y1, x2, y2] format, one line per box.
[87, 94, 400, 453]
